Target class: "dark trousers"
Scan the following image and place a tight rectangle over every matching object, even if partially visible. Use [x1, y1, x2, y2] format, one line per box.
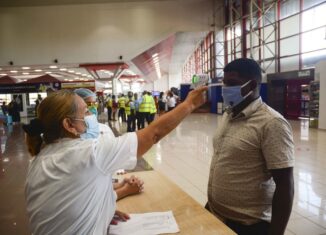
[118, 108, 126, 122]
[204, 203, 270, 235]
[127, 114, 136, 132]
[107, 107, 112, 120]
[148, 113, 155, 124]
[225, 220, 270, 235]
[138, 112, 150, 129]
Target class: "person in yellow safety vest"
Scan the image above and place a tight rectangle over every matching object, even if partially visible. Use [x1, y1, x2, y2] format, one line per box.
[148, 92, 157, 124]
[138, 91, 151, 129]
[106, 94, 113, 121]
[125, 92, 136, 132]
[118, 94, 127, 122]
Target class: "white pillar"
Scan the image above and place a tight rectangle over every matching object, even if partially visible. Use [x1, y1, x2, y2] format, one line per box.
[316, 61, 326, 130]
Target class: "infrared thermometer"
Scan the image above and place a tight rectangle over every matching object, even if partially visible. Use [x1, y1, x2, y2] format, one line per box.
[191, 74, 220, 88]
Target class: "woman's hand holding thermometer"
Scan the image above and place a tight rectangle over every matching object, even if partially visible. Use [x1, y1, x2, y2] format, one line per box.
[191, 74, 220, 89]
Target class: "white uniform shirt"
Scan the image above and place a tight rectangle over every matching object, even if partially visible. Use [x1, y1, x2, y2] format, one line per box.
[25, 133, 137, 235]
[99, 123, 115, 138]
[167, 96, 176, 108]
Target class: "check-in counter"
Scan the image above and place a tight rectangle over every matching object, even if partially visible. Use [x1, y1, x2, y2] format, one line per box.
[116, 171, 236, 235]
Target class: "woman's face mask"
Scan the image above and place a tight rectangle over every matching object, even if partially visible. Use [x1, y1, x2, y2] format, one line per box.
[88, 105, 98, 116]
[75, 114, 100, 139]
[222, 80, 253, 108]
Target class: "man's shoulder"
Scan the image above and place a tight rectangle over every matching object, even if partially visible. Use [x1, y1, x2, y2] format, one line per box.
[257, 102, 285, 120]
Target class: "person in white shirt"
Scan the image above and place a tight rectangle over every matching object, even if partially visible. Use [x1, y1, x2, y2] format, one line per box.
[74, 88, 144, 200]
[166, 91, 176, 111]
[23, 87, 207, 235]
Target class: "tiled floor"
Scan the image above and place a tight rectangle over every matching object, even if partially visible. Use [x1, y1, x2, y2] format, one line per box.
[1, 113, 326, 234]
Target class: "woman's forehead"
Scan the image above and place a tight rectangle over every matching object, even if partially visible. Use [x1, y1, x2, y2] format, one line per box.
[75, 95, 87, 109]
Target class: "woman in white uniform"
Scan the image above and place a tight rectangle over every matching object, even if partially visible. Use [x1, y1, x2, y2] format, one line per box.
[74, 88, 144, 200]
[23, 87, 207, 235]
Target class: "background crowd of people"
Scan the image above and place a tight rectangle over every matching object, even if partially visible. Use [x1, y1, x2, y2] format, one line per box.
[104, 89, 180, 132]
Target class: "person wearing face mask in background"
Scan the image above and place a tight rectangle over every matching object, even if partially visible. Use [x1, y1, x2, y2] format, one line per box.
[74, 88, 113, 138]
[74, 88, 144, 200]
[205, 58, 294, 235]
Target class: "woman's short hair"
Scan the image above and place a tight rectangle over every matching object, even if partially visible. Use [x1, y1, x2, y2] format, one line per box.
[23, 90, 79, 156]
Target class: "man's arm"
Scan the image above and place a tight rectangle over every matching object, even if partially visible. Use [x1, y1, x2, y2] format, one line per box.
[269, 167, 294, 235]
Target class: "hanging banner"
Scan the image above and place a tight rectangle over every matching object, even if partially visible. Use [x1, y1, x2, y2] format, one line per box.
[0, 82, 61, 94]
[61, 81, 95, 89]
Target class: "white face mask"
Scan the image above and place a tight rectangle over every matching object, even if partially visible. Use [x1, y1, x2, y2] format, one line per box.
[74, 114, 100, 139]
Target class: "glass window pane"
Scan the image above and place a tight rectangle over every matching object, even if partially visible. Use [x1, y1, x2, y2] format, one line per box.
[302, 27, 326, 53]
[246, 32, 260, 48]
[235, 23, 242, 37]
[303, 0, 325, 10]
[263, 4, 276, 26]
[227, 40, 232, 54]
[280, 15, 300, 38]
[280, 55, 299, 72]
[216, 56, 224, 68]
[251, 47, 260, 61]
[235, 37, 242, 52]
[246, 15, 259, 31]
[302, 49, 326, 69]
[280, 35, 299, 57]
[262, 60, 276, 74]
[302, 3, 326, 31]
[227, 54, 232, 63]
[216, 30, 224, 42]
[0, 94, 12, 104]
[216, 69, 224, 78]
[280, 0, 299, 19]
[263, 24, 276, 43]
[252, 31, 260, 47]
[263, 42, 275, 58]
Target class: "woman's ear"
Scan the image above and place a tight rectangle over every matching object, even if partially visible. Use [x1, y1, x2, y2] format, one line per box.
[62, 118, 78, 136]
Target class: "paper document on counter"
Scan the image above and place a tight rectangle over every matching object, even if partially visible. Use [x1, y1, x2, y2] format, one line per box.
[109, 211, 180, 235]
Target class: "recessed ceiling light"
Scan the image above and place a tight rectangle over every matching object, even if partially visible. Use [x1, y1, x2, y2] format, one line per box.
[45, 71, 52, 74]
[69, 79, 73, 82]
[10, 70, 18, 73]
[0, 73, 7, 76]
[23, 79, 27, 81]
[82, 74, 87, 77]
[59, 68, 67, 71]
[76, 72, 81, 75]
[34, 69, 42, 72]
[152, 53, 158, 58]
[64, 79, 68, 81]
[23, 72, 30, 75]
[68, 70, 75, 73]
[22, 66, 30, 70]
[49, 65, 57, 69]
